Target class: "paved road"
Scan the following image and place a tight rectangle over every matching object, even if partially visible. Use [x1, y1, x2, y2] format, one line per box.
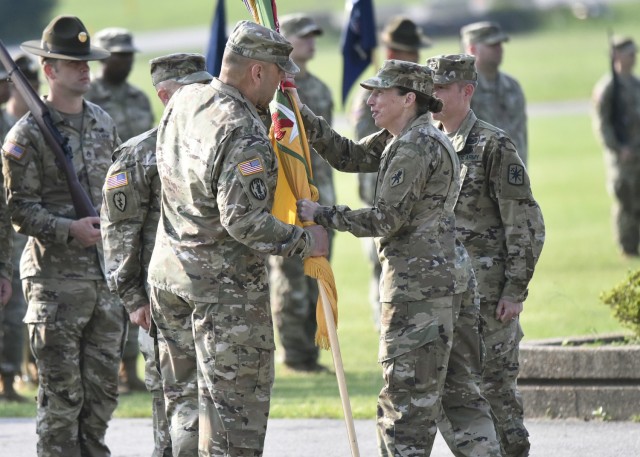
[1, 417, 639, 456]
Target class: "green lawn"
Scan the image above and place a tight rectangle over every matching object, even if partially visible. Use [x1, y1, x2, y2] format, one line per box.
[2, 0, 639, 420]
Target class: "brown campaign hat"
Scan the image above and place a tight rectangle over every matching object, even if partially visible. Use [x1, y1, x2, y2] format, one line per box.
[426, 54, 477, 84]
[279, 14, 323, 38]
[150, 53, 213, 86]
[14, 54, 39, 81]
[94, 27, 139, 53]
[21, 15, 110, 61]
[611, 35, 637, 54]
[381, 17, 432, 52]
[460, 21, 509, 45]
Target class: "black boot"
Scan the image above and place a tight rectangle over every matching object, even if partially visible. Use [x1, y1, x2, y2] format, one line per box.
[0, 372, 28, 403]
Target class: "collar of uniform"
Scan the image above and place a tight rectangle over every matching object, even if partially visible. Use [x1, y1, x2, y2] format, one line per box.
[449, 109, 477, 153]
[397, 112, 432, 139]
[210, 77, 264, 125]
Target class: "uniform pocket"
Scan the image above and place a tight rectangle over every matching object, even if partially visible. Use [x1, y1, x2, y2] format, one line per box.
[23, 301, 58, 324]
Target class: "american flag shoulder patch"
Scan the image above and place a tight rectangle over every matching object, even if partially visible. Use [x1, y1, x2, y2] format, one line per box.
[2, 141, 26, 160]
[237, 158, 264, 176]
[106, 171, 129, 190]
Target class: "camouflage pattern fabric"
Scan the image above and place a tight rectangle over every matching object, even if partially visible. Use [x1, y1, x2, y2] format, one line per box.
[2, 100, 125, 456]
[269, 70, 335, 366]
[592, 72, 640, 254]
[350, 87, 382, 328]
[86, 78, 154, 142]
[471, 72, 528, 166]
[440, 110, 545, 456]
[0, 166, 12, 282]
[100, 127, 171, 456]
[148, 78, 315, 455]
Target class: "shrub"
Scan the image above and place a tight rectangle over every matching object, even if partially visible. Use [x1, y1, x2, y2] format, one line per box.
[600, 269, 640, 339]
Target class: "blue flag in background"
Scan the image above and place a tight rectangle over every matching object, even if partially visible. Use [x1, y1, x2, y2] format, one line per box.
[206, 0, 227, 77]
[341, 0, 377, 105]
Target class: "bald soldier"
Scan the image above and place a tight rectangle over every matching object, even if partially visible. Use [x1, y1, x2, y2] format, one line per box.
[350, 16, 432, 329]
[429, 54, 545, 457]
[461, 21, 529, 166]
[147, 21, 328, 456]
[101, 53, 213, 457]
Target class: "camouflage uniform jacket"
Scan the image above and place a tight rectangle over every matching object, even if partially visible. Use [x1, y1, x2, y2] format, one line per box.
[300, 105, 473, 302]
[86, 78, 154, 142]
[0, 109, 17, 142]
[1, 99, 119, 280]
[471, 71, 528, 165]
[148, 79, 312, 304]
[592, 72, 640, 155]
[0, 170, 12, 281]
[351, 87, 379, 205]
[296, 71, 335, 206]
[441, 110, 545, 303]
[101, 127, 159, 313]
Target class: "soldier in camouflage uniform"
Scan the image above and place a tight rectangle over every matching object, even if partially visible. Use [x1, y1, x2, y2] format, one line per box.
[430, 54, 545, 457]
[592, 37, 640, 256]
[268, 13, 336, 372]
[295, 60, 501, 457]
[1, 16, 126, 457]
[86, 27, 154, 392]
[147, 21, 329, 457]
[350, 17, 431, 330]
[101, 53, 213, 457]
[0, 63, 11, 138]
[0, 54, 40, 402]
[461, 21, 529, 166]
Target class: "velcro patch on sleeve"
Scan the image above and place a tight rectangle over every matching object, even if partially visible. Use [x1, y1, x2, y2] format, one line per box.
[106, 171, 129, 190]
[2, 141, 26, 160]
[237, 158, 264, 176]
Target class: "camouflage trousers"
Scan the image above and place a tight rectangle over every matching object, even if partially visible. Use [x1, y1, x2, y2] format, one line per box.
[138, 324, 172, 457]
[23, 277, 126, 457]
[268, 255, 319, 365]
[607, 161, 640, 254]
[376, 295, 454, 456]
[481, 300, 529, 457]
[150, 287, 275, 457]
[438, 289, 502, 457]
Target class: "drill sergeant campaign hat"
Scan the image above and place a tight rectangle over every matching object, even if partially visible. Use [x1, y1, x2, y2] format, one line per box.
[279, 14, 323, 38]
[21, 15, 110, 61]
[460, 21, 509, 45]
[381, 16, 432, 52]
[150, 53, 213, 86]
[360, 59, 434, 98]
[94, 27, 139, 53]
[426, 54, 477, 85]
[14, 54, 40, 81]
[225, 20, 299, 74]
[611, 35, 637, 54]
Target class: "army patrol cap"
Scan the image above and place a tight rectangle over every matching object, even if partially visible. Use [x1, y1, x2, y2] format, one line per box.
[279, 14, 323, 38]
[360, 59, 433, 97]
[612, 36, 637, 54]
[21, 15, 110, 61]
[427, 54, 477, 84]
[150, 53, 213, 86]
[94, 27, 139, 53]
[381, 17, 432, 52]
[14, 54, 39, 81]
[226, 20, 299, 74]
[461, 21, 509, 45]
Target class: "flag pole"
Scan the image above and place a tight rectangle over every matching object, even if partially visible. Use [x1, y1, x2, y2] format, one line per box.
[317, 280, 360, 457]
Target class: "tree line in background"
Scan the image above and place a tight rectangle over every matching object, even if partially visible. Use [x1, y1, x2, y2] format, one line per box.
[0, 0, 56, 44]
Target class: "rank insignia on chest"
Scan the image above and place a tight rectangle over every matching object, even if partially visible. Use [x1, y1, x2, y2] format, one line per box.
[390, 168, 404, 187]
[106, 171, 129, 190]
[238, 158, 264, 176]
[2, 141, 26, 160]
[507, 164, 524, 186]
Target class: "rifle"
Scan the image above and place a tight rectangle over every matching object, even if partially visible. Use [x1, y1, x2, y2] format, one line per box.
[608, 30, 628, 146]
[0, 40, 98, 219]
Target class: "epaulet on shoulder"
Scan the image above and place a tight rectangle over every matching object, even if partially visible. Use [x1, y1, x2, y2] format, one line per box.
[476, 118, 506, 136]
[118, 127, 158, 151]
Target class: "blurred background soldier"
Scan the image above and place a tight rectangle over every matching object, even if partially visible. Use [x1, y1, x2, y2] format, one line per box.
[592, 36, 640, 257]
[270, 13, 335, 373]
[461, 21, 529, 166]
[102, 52, 213, 457]
[87, 27, 154, 392]
[350, 16, 431, 330]
[0, 63, 10, 137]
[3, 15, 125, 456]
[0, 54, 40, 402]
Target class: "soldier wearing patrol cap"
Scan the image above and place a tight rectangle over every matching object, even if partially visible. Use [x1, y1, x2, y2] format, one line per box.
[2, 15, 124, 457]
[147, 21, 329, 456]
[461, 21, 529, 167]
[269, 13, 336, 373]
[592, 36, 640, 257]
[430, 53, 545, 457]
[292, 59, 500, 457]
[350, 16, 432, 331]
[101, 52, 212, 457]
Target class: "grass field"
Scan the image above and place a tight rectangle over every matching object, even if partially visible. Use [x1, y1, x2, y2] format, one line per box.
[2, 0, 639, 419]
